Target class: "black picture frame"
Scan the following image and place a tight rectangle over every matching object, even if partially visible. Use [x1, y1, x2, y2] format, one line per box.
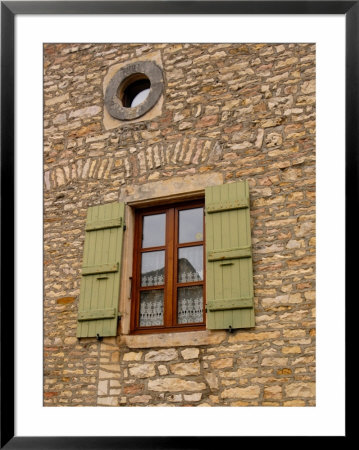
[1, 1, 352, 447]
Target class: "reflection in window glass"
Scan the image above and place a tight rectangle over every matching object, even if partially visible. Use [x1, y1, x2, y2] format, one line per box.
[142, 213, 166, 248]
[179, 208, 203, 243]
[177, 286, 203, 324]
[141, 251, 165, 286]
[140, 290, 164, 326]
[178, 246, 203, 283]
[131, 88, 150, 107]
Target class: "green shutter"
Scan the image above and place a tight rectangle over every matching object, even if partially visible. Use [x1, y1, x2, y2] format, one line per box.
[77, 202, 125, 338]
[205, 181, 255, 330]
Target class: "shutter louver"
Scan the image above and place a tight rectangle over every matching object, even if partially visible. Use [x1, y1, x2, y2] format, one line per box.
[77, 202, 125, 338]
[205, 181, 255, 330]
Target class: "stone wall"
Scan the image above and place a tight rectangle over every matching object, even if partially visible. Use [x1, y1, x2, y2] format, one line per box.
[44, 43, 316, 406]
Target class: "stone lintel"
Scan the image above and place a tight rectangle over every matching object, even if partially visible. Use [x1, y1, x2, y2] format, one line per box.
[119, 172, 224, 205]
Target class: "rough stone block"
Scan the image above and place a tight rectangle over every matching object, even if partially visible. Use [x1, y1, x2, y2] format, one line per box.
[129, 395, 152, 404]
[263, 385, 282, 400]
[285, 382, 315, 398]
[69, 105, 101, 119]
[181, 348, 200, 360]
[184, 393, 202, 402]
[170, 362, 201, 376]
[123, 352, 143, 362]
[129, 364, 156, 378]
[221, 386, 260, 399]
[148, 378, 206, 392]
[211, 358, 233, 369]
[145, 349, 178, 362]
[97, 396, 118, 406]
[204, 373, 219, 390]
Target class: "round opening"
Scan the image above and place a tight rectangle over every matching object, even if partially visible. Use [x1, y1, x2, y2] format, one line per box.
[119, 73, 151, 108]
[105, 61, 163, 121]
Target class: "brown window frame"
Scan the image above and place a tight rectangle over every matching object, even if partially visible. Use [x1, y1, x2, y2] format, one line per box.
[130, 199, 206, 334]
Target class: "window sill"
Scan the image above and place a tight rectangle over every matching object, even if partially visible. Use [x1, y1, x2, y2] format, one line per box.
[118, 329, 227, 349]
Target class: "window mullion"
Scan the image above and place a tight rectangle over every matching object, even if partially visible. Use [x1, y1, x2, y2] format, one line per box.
[164, 208, 175, 327]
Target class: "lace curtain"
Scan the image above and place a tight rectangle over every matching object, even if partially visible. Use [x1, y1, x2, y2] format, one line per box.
[177, 286, 203, 324]
[139, 290, 164, 326]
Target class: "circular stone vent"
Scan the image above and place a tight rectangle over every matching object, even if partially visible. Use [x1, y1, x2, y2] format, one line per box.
[105, 61, 164, 121]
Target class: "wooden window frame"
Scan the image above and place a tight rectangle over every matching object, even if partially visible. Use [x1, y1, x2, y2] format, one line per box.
[130, 199, 206, 334]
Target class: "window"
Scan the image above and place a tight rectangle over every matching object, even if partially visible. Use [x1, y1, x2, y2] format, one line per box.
[76, 180, 255, 338]
[130, 200, 205, 334]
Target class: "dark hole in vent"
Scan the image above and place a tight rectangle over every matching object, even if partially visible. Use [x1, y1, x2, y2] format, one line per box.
[120, 74, 151, 108]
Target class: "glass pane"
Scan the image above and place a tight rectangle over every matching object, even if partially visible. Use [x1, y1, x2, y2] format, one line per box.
[141, 251, 165, 286]
[178, 246, 203, 283]
[142, 213, 166, 248]
[179, 207, 203, 243]
[140, 289, 164, 326]
[131, 88, 150, 107]
[177, 286, 203, 324]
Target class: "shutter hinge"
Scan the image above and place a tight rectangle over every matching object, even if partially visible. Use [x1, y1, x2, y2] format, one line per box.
[123, 224, 127, 231]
